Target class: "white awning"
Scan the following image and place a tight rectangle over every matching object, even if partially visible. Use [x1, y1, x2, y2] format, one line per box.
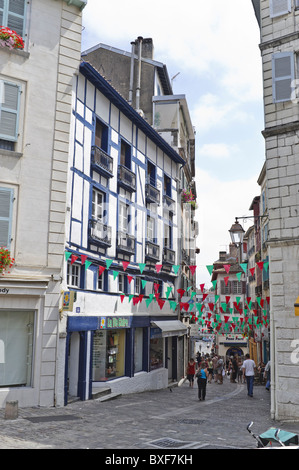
[151, 320, 188, 337]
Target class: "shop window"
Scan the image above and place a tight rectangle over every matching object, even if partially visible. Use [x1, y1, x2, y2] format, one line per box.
[0, 310, 34, 387]
[67, 262, 81, 288]
[92, 329, 126, 381]
[150, 336, 163, 371]
[134, 328, 144, 373]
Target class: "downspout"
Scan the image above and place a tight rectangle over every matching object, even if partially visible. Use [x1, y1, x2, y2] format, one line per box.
[136, 36, 143, 113]
[128, 41, 135, 106]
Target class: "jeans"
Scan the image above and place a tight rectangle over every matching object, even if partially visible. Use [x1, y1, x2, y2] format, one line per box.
[245, 375, 254, 396]
[197, 378, 207, 400]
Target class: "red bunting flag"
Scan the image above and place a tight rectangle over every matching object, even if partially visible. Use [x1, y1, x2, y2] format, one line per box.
[127, 275, 133, 284]
[202, 293, 208, 301]
[266, 297, 270, 305]
[154, 293, 160, 301]
[225, 296, 230, 304]
[71, 254, 78, 265]
[224, 316, 230, 323]
[155, 264, 163, 273]
[120, 294, 125, 303]
[200, 283, 205, 292]
[99, 265, 106, 276]
[256, 261, 264, 271]
[189, 265, 197, 275]
[157, 299, 165, 310]
[224, 264, 231, 274]
[249, 267, 255, 276]
[81, 255, 88, 265]
[224, 276, 229, 286]
[122, 261, 130, 271]
[177, 289, 185, 297]
[154, 283, 160, 293]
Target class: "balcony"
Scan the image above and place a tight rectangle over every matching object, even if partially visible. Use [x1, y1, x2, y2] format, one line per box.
[145, 182, 160, 205]
[90, 219, 112, 247]
[117, 231, 136, 255]
[118, 165, 136, 192]
[145, 241, 160, 262]
[163, 247, 176, 264]
[163, 194, 176, 214]
[91, 146, 113, 178]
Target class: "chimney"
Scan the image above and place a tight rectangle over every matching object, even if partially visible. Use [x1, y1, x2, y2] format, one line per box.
[219, 251, 227, 261]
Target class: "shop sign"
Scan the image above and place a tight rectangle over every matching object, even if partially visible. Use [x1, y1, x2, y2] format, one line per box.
[0, 288, 9, 294]
[100, 316, 131, 329]
[150, 327, 162, 339]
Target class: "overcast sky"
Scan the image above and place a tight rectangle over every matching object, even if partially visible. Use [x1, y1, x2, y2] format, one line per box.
[81, 0, 265, 288]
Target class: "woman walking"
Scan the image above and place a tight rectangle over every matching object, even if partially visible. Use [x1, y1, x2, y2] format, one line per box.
[197, 361, 208, 401]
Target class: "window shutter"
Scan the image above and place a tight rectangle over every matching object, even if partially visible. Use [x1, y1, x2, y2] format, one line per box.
[272, 52, 294, 103]
[7, 0, 26, 37]
[0, 187, 13, 248]
[0, 81, 21, 141]
[270, 0, 292, 17]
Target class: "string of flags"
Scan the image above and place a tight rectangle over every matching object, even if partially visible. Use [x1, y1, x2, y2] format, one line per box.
[64, 251, 270, 336]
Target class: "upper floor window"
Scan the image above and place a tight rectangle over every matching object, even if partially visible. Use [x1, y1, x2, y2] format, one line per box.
[269, 0, 292, 18]
[0, 186, 14, 248]
[94, 118, 108, 153]
[120, 139, 131, 169]
[67, 262, 81, 288]
[92, 188, 105, 221]
[0, 80, 21, 147]
[0, 0, 26, 38]
[272, 52, 295, 103]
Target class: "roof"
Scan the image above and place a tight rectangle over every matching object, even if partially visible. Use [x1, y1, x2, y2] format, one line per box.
[80, 61, 185, 165]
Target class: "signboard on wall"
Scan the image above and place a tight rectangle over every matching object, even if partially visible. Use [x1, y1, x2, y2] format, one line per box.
[99, 316, 131, 329]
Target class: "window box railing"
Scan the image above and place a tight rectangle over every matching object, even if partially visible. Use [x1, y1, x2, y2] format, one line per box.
[163, 247, 176, 264]
[163, 194, 176, 214]
[145, 241, 160, 262]
[90, 219, 112, 246]
[118, 165, 136, 192]
[91, 146, 113, 177]
[117, 231, 136, 254]
[145, 182, 160, 205]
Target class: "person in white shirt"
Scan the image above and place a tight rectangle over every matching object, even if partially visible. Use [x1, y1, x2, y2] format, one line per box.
[242, 354, 256, 397]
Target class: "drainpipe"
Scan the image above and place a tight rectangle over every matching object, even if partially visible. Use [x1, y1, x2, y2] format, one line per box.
[128, 41, 135, 106]
[136, 36, 143, 113]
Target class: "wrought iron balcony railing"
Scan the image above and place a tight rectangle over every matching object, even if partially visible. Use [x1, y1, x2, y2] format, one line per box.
[145, 240, 160, 262]
[91, 146, 113, 177]
[118, 165, 136, 192]
[163, 246, 176, 264]
[90, 219, 112, 246]
[117, 231, 136, 255]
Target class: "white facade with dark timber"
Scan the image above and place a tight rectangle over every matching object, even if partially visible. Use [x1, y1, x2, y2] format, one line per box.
[61, 61, 188, 404]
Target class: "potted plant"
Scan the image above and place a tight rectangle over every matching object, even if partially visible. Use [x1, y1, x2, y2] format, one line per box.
[181, 189, 195, 204]
[0, 247, 15, 275]
[0, 26, 24, 50]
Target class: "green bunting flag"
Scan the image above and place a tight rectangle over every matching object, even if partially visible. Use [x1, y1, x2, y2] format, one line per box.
[65, 251, 71, 261]
[106, 259, 113, 269]
[113, 271, 119, 280]
[141, 279, 147, 289]
[206, 265, 214, 275]
[172, 265, 180, 275]
[85, 260, 92, 270]
[138, 263, 146, 274]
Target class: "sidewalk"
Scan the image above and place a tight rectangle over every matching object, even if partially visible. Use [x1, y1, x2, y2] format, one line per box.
[0, 376, 299, 450]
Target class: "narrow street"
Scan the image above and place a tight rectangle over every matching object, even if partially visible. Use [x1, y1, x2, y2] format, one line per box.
[1, 374, 298, 452]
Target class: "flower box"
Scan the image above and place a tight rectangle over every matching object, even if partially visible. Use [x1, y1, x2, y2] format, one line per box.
[0, 247, 15, 275]
[0, 26, 24, 50]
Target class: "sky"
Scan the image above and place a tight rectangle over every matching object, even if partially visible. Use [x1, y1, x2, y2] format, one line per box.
[81, 0, 265, 288]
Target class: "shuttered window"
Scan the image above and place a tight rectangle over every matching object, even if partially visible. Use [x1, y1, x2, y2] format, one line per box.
[0, 81, 21, 142]
[0, 187, 13, 248]
[0, 0, 26, 37]
[269, 0, 292, 17]
[272, 52, 295, 103]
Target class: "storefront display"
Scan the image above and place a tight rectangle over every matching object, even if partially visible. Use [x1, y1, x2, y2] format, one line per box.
[92, 328, 125, 381]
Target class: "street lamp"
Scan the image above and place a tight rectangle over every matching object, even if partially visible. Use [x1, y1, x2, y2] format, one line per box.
[229, 218, 245, 246]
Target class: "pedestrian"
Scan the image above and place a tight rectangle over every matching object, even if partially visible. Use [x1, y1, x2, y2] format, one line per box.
[212, 354, 218, 382]
[237, 357, 243, 383]
[207, 356, 213, 384]
[265, 360, 270, 391]
[186, 358, 196, 388]
[231, 355, 238, 383]
[242, 353, 256, 397]
[196, 361, 208, 401]
[216, 355, 224, 384]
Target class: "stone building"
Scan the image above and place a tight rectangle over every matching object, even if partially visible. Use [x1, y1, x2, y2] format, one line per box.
[0, 0, 85, 408]
[251, 0, 299, 420]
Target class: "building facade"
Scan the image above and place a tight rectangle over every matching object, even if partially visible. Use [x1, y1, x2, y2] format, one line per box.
[0, 0, 85, 408]
[252, 0, 299, 420]
[60, 61, 189, 404]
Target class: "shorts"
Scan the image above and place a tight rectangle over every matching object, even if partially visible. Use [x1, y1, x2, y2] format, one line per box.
[187, 374, 194, 382]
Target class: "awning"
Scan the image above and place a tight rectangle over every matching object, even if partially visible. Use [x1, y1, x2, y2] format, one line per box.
[150, 320, 187, 337]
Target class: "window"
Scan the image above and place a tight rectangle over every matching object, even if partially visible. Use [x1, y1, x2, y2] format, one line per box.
[0, 187, 14, 248]
[147, 215, 155, 242]
[119, 202, 128, 232]
[232, 281, 243, 295]
[92, 188, 105, 221]
[164, 174, 171, 197]
[118, 273, 128, 294]
[0, 0, 26, 38]
[0, 80, 21, 144]
[94, 118, 108, 152]
[269, 0, 292, 17]
[147, 161, 156, 186]
[134, 328, 144, 373]
[0, 310, 34, 387]
[272, 52, 295, 102]
[120, 139, 131, 169]
[67, 262, 81, 287]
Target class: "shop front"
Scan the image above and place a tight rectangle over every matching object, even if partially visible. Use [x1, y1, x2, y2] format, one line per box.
[65, 315, 187, 404]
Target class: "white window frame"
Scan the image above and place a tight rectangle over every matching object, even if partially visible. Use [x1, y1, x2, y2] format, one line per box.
[269, 0, 292, 18]
[119, 202, 128, 233]
[67, 262, 81, 288]
[0, 186, 14, 249]
[0, 80, 21, 143]
[272, 52, 295, 103]
[147, 215, 155, 242]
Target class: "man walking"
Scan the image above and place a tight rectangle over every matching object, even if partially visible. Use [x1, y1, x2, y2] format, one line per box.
[242, 353, 256, 397]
